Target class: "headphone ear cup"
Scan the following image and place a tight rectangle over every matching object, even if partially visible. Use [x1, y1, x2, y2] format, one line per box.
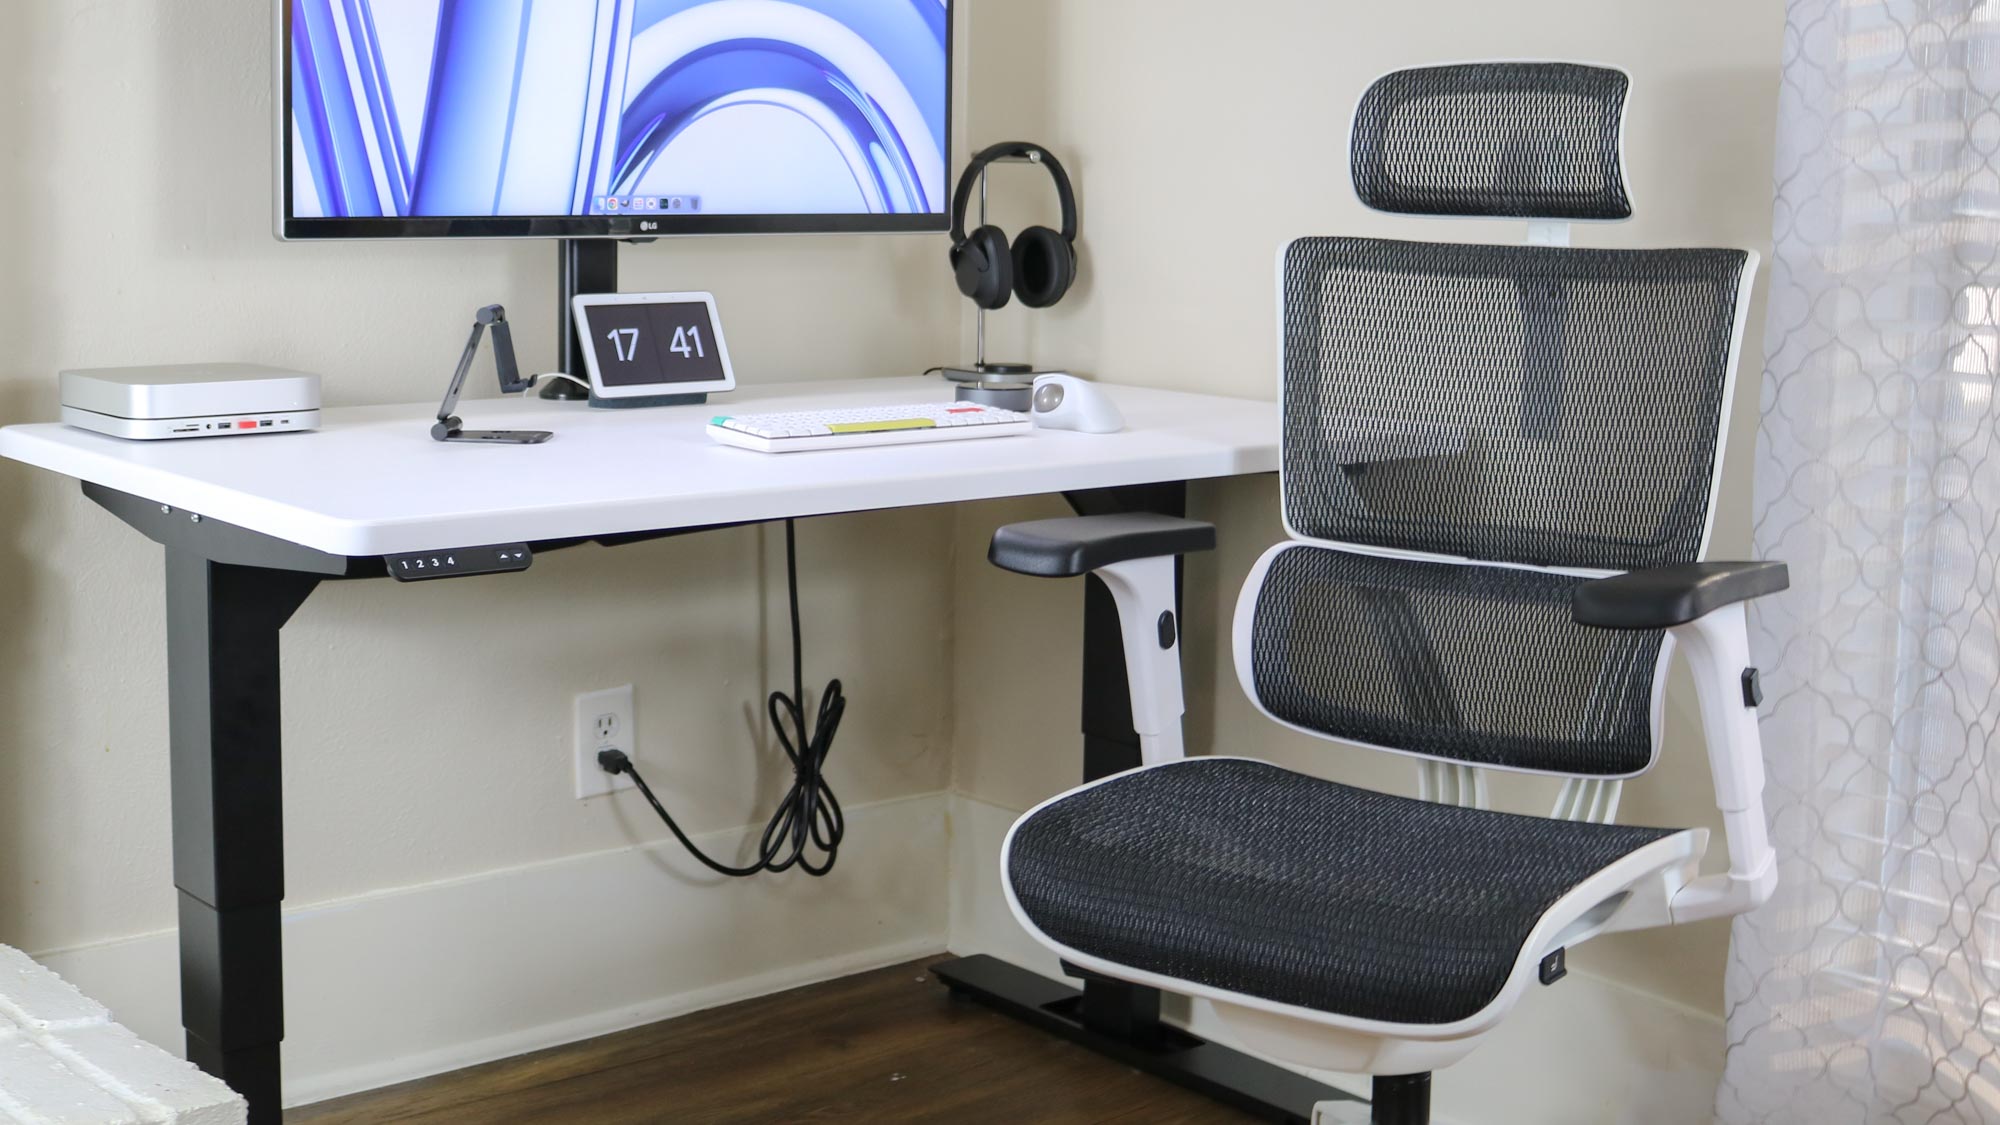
[955, 226, 1014, 310]
[1010, 226, 1075, 309]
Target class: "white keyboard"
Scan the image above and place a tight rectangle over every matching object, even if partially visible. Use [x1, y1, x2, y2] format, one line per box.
[707, 401, 1033, 453]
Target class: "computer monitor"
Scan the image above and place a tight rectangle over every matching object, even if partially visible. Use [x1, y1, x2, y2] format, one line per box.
[277, 0, 954, 240]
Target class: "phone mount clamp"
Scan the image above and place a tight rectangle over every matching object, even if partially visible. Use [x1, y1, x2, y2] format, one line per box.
[432, 305, 555, 445]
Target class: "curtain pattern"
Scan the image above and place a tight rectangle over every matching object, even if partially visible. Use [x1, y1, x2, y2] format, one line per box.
[1720, 1, 2000, 1120]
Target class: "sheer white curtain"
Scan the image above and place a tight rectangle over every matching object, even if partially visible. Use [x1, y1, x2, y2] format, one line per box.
[1720, 1, 2000, 1121]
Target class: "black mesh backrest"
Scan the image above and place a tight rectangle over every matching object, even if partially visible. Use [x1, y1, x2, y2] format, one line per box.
[1250, 547, 1663, 776]
[1352, 62, 1631, 220]
[1246, 64, 1749, 779]
[1281, 238, 1747, 571]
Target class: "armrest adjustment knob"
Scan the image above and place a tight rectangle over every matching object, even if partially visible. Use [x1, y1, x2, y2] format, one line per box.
[1158, 610, 1177, 650]
[1742, 668, 1763, 709]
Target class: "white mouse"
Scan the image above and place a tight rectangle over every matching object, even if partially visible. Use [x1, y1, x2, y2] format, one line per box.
[1030, 373, 1124, 434]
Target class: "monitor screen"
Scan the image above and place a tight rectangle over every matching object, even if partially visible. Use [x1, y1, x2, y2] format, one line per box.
[279, 0, 953, 239]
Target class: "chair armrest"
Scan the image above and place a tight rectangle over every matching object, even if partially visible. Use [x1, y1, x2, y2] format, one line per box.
[1570, 561, 1788, 923]
[989, 513, 1213, 767]
[989, 514, 1216, 578]
[1572, 561, 1789, 630]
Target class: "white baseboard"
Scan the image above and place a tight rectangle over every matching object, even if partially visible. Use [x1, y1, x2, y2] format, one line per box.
[946, 792, 1722, 1125]
[36, 791, 951, 1108]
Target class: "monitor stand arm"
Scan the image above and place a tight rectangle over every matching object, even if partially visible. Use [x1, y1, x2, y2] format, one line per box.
[432, 305, 554, 445]
[542, 239, 620, 400]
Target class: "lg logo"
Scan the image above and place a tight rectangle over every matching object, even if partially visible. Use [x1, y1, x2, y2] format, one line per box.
[640, 220, 659, 232]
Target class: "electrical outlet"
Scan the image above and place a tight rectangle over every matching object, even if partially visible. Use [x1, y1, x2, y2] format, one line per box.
[574, 684, 636, 800]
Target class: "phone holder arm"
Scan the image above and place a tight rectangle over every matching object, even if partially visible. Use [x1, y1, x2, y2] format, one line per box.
[433, 305, 549, 443]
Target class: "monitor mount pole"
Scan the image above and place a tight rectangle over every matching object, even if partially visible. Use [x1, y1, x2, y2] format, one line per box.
[542, 239, 622, 400]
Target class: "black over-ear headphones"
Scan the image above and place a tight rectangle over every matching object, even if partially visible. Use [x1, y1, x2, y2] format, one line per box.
[948, 142, 1078, 312]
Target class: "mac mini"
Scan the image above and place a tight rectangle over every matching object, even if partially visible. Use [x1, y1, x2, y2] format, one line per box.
[60, 364, 321, 440]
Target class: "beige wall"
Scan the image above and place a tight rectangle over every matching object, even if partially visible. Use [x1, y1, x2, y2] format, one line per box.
[952, 0, 1785, 1018]
[0, 1, 962, 955]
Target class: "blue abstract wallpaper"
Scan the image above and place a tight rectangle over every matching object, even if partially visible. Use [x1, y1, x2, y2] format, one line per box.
[289, 0, 950, 219]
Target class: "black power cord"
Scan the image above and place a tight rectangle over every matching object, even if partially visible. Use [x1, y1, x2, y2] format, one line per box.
[597, 519, 848, 877]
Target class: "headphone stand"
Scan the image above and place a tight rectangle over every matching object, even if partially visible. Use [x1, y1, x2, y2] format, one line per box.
[944, 155, 1041, 411]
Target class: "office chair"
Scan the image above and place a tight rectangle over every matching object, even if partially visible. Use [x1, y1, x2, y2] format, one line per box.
[984, 62, 1783, 1124]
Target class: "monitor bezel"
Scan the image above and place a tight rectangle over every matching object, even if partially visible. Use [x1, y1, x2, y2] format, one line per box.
[274, 0, 956, 241]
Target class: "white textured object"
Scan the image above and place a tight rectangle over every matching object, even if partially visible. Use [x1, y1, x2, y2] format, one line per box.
[0, 950, 109, 1033]
[0, 948, 243, 1125]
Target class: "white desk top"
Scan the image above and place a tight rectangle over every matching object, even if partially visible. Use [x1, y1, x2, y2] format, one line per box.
[0, 377, 1278, 556]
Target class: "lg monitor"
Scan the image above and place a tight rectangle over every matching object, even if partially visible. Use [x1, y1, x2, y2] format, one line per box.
[278, 0, 955, 240]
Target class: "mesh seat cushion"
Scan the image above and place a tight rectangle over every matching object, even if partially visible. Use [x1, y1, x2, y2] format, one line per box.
[1008, 759, 1680, 1026]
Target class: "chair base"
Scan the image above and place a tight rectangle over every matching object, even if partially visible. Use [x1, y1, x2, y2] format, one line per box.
[932, 954, 1363, 1124]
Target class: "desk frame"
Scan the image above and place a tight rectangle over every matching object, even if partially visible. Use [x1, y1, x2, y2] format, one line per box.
[86, 476, 1346, 1125]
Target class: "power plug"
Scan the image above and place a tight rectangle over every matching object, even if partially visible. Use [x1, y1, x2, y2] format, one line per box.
[574, 684, 636, 799]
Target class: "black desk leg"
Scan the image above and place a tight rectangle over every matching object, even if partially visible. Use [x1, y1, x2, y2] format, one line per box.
[934, 482, 1356, 1124]
[166, 551, 320, 1125]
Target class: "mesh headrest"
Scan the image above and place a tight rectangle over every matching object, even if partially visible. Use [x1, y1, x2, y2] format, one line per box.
[1351, 62, 1632, 221]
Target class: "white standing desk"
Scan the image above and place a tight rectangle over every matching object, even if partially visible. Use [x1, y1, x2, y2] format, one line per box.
[0, 376, 1289, 1122]
[1, 377, 1276, 556]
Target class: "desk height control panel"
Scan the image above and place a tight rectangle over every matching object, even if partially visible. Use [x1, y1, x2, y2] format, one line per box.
[385, 543, 533, 582]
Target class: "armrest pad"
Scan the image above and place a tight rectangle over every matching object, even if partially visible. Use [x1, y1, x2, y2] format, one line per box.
[1573, 561, 1790, 630]
[989, 514, 1217, 577]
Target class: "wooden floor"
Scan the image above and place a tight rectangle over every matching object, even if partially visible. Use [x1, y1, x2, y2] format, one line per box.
[290, 958, 1261, 1124]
